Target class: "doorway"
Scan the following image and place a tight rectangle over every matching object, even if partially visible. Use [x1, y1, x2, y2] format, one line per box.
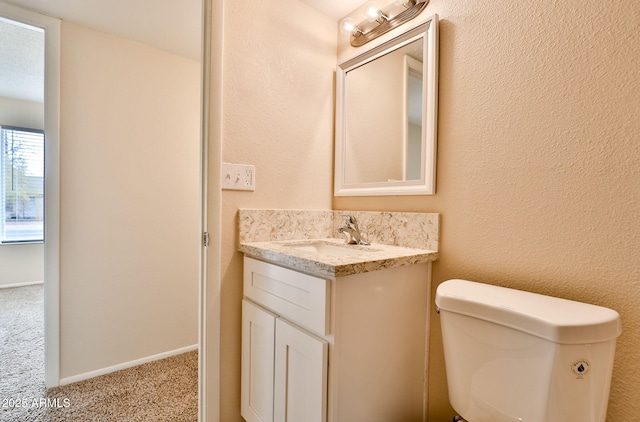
[0, 17, 47, 401]
[1, 4, 205, 417]
[0, 3, 61, 389]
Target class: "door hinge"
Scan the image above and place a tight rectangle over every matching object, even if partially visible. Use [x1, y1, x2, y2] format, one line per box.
[203, 231, 210, 247]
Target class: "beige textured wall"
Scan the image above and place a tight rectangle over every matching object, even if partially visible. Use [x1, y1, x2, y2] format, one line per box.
[0, 97, 44, 286]
[334, 0, 640, 421]
[59, 22, 200, 379]
[219, 0, 336, 419]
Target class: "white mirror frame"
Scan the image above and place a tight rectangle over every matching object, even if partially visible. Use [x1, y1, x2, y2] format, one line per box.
[334, 14, 438, 196]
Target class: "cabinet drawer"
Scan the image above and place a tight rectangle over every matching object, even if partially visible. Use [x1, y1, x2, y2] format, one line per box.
[244, 257, 330, 336]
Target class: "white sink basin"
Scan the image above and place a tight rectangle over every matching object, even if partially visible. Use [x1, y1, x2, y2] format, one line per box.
[284, 241, 378, 257]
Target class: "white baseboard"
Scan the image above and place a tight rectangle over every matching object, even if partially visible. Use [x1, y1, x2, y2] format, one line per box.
[59, 344, 199, 386]
[0, 280, 44, 289]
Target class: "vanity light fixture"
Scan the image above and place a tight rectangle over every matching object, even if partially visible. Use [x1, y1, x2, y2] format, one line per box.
[340, 0, 430, 47]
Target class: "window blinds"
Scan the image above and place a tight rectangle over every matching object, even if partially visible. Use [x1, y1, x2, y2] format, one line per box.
[1, 126, 45, 243]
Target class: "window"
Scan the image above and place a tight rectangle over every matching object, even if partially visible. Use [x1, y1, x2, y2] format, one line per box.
[1, 126, 44, 243]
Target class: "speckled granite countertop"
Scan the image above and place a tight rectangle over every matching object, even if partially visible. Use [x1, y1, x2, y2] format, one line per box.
[239, 238, 438, 279]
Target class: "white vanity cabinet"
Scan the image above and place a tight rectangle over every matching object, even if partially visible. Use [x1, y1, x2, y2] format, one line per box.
[242, 257, 329, 422]
[241, 256, 431, 422]
[242, 300, 328, 422]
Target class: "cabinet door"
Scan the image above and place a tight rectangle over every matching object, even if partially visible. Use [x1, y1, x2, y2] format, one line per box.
[274, 318, 328, 422]
[242, 300, 277, 422]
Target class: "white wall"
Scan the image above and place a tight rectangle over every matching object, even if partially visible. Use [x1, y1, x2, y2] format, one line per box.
[0, 242, 43, 286]
[0, 97, 44, 128]
[0, 97, 44, 287]
[59, 22, 200, 380]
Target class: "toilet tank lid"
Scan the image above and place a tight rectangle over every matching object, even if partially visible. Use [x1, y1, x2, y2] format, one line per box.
[435, 279, 621, 344]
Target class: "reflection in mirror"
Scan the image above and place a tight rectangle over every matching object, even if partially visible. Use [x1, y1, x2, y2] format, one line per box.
[405, 54, 423, 181]
[335, 15, 438, 196]
[345, 39, 423, 184]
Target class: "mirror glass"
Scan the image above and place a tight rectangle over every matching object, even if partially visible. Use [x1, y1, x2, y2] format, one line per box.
[335, 16, 438, 196]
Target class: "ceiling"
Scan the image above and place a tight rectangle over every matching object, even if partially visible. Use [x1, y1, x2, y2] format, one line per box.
[0, 17, 43, 103]
[0, 0, 362, 103]
[2, 0, 203, 59]
[300, 0, 363, 19]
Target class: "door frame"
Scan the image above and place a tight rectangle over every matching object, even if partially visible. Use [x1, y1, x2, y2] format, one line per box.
[199, 0, 223, 420]
[0, 2, 61, 388]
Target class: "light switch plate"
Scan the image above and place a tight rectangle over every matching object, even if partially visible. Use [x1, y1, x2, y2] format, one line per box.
[221, 162, 255, 191]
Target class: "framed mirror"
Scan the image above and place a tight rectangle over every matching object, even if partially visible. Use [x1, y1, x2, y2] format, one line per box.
[334, 15, 438, 196]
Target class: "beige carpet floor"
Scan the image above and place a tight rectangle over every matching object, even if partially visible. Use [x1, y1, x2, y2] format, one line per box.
[0, 285, 198, 421]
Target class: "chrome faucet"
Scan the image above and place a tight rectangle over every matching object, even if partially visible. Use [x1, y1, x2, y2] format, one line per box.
[337, 214, 370, 245]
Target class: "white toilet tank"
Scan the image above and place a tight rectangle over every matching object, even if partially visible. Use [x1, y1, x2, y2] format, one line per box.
[435, 279, 621, 422]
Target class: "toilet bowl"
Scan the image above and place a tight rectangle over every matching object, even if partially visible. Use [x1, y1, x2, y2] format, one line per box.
[436, 279, 621, 422]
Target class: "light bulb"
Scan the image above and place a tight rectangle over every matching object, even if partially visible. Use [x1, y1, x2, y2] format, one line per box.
[340, 17, 362, 36]
[364, 1, 388, 23]
[364, 1, 381, 20]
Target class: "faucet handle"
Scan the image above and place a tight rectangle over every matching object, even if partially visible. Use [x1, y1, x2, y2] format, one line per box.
[336, 214, 369, 245]
[338, 214, 357, 226]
